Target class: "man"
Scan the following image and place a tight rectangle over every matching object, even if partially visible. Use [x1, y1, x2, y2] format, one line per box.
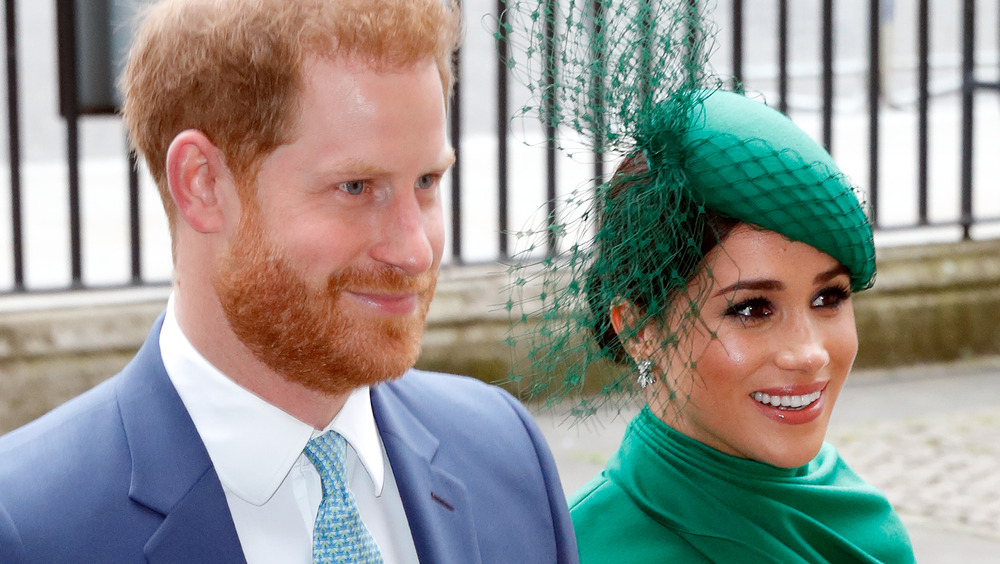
[0, 0, 577, 562]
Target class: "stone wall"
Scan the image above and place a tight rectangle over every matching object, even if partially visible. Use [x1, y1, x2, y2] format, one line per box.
[1, 239, 999, 433]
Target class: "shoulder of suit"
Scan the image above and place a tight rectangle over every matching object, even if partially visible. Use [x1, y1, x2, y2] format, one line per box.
[393, 368, 502, 391]
[378, 369, 528, 421]
[0, 371, 132, 521]
[0, 372, 124, 456]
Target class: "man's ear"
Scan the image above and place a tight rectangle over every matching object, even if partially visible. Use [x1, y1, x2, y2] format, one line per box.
[165, 130, 234, 234]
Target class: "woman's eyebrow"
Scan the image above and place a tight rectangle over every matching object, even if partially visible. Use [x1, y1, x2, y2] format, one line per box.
[713, 279, 784, 297]
[814, 264, 851, 284]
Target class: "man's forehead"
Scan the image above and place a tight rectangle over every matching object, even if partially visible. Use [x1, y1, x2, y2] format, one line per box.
[291, 55, 447, 124]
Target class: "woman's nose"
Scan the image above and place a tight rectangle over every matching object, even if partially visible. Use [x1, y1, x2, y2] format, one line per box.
[774, 317, 831, 373]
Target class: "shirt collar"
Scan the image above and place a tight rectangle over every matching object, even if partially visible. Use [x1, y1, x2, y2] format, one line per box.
[159, 294, 386, 506]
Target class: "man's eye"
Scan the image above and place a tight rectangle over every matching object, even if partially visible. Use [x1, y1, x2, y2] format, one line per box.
[415, 174, 437, 190]
[338, 180, 365, 195]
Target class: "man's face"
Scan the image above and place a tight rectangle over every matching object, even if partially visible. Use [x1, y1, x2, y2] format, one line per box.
[214, 56, 453, 395]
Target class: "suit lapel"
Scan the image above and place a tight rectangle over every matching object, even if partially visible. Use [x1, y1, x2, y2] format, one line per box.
[372, 382, 482, 564]
[116, 315, 247, 564]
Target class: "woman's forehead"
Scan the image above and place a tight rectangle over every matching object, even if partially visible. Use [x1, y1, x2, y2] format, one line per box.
[703, 226, 847, 286]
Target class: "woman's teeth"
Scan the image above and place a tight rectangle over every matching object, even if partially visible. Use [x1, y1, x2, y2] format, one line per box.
[752, 391, 821, 410]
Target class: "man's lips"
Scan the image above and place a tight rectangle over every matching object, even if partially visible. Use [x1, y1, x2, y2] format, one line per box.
[344, 291, 421, 315]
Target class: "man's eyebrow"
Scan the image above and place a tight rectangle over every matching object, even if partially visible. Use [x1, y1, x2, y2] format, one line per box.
[317, 149, 455, 179]
[319, 159, 388, 178]
[432, 147, 457, 171]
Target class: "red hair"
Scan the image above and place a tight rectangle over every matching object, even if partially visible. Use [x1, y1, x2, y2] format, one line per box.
[120, 0, 461, 240]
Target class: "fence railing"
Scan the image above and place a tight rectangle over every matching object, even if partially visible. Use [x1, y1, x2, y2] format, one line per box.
[2, 0, 999, 295]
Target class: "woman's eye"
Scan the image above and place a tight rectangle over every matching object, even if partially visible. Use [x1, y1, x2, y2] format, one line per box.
[338, 180, 366, 195]
[415, 174, 437, 190]
[812, 286, 851, 308]
[725, 298, 773, 321]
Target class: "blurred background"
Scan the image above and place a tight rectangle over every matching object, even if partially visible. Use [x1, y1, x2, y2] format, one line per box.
[0, 0, 998, 560]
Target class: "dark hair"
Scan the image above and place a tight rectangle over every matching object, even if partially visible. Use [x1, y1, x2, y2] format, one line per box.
[589, 151, 741, 364]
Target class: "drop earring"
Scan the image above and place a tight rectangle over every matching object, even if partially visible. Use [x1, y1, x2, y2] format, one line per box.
[636, 360, 656, 388]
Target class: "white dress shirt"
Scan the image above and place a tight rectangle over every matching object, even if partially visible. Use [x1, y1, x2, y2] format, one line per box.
[160, 295, 419, 564]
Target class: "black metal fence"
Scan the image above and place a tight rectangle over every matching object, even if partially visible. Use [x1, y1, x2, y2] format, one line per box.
[2, 0, 999, 294]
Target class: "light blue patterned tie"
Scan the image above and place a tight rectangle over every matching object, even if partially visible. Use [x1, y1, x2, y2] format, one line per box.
[303, 431, 384, 564]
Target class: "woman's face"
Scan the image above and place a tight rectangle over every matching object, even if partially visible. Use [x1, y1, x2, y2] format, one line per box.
[640, 224, 858, 468]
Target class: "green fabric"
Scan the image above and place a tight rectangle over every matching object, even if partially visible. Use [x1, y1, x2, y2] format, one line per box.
[569, 408, 916, 563]
[673, 90, 875, 292]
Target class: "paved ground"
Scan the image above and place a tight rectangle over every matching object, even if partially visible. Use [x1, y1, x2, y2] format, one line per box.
[533, 356, 1000, 563]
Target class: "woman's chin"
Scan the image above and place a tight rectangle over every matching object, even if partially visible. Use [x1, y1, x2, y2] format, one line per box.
[756, 439, 826, 469]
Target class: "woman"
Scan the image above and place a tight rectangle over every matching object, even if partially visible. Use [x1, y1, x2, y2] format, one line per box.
[561, 90, 915, 562]
[503, 2, 914, 560]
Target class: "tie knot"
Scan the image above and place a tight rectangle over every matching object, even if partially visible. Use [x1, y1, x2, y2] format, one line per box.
[304, 431, 385, 562]
[304, 431, 348, 496]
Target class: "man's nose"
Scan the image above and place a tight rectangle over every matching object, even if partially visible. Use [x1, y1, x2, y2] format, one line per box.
[369, 189, 436, 276]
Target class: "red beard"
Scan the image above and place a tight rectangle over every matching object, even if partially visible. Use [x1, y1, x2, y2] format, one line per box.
[214, 212, 436, 396]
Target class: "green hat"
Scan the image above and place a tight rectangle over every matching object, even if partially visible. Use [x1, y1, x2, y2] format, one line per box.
[670, 90, 874, 292]
[503, 0, 875, 413]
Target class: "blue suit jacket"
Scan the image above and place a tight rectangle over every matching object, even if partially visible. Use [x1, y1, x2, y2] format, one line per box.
[0, 316, 578, 563]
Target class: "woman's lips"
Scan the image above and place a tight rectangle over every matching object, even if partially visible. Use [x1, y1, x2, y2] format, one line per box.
[752, 390, 821, 409]
[749, 382, 829, 424]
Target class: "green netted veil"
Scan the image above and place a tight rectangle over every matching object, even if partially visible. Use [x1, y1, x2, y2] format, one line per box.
[502, 0, 875, 416]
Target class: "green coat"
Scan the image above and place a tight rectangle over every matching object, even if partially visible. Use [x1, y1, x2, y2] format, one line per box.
[570, 407, 915, 563]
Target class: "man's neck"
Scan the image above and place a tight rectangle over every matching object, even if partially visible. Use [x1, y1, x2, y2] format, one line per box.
[173, 282, 349, 429]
